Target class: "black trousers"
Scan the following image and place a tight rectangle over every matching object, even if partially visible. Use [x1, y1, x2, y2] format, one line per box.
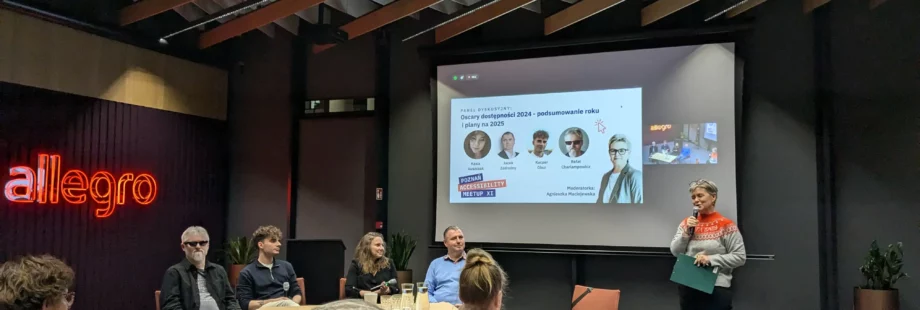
[678, 285, 733, 310]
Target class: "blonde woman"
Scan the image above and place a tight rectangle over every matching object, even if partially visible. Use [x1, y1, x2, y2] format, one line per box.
[458, 249, 507, 310]
[345, 232, 399, 298]
[669, 179, 746, 310]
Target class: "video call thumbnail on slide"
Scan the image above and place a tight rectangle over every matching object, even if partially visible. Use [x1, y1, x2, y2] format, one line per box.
[643, 123, 718, 165]
[449, 88, 644, 205]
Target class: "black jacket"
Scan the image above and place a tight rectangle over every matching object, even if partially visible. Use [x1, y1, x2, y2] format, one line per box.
[344, 258, 400, 298]
[159, 260, 241, 310]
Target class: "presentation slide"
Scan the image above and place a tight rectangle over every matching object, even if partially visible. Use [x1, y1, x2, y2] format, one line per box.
[435, 43, 739, 249]
[450, 88, 643, 203]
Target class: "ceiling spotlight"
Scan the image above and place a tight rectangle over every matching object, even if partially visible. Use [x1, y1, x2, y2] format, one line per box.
[158, 38, 169, 45]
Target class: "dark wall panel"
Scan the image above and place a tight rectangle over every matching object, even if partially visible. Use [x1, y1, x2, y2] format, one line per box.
[0, 82, 227, 310]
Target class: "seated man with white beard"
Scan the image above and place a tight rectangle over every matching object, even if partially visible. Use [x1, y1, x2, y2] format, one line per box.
[160, 226, 242, 310]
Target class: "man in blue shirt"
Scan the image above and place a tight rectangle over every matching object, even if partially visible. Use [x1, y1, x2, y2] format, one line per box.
[424, 226, 467, 306]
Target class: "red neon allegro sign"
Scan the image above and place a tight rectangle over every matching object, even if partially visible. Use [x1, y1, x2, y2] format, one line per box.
[3, 154, 158, 218]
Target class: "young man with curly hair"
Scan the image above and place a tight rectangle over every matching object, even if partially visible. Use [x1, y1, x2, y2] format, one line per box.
[235, 225, 302, 309]
[0, 255, 75, 310]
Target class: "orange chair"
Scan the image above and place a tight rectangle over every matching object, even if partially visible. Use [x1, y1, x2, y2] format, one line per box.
[154, 290, 161, 310]
[297, 277, 306, 305]
[571, 285, 620, 310]
[338, 278, 346, 300]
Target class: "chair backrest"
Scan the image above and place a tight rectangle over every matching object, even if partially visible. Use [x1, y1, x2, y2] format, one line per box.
[297, 277, 306, 305]
[339, 278, 346, 300]
[572, 285, 620, 310]
[154, 290, 161, 310]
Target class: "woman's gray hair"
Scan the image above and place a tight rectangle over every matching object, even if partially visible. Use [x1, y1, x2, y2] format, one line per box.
[181, 226, 209, 242]
[314, 299, 380, 310]
[688, 179, 719, 196]
[608, 134, 632, 150]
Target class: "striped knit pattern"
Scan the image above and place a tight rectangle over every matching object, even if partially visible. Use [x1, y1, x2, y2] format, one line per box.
[670, 211, 747, 288]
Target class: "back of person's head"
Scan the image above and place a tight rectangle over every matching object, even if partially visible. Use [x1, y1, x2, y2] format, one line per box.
[0, 255, 74, 310]
[314, 299, 379, 310]
[459, 249, 507, 310]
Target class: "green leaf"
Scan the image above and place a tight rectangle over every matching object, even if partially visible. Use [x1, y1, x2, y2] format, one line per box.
[387, 231, 417, 271]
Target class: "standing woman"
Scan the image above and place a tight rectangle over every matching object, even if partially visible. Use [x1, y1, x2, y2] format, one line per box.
[345, 232, 400, 299]
[669, 179, 746, 310]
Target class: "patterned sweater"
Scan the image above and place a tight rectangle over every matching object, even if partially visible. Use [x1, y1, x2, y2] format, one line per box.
[669, 211, 747, 288]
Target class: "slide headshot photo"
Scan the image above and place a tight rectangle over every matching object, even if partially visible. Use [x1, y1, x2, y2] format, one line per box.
[529, 130, 552, 158]
[559, 127, 589, 158]
[464, 130, 492, 159]
[597, 133, 643, 204]
[497, 132, 519, 159]
[643, 123, 718, 165]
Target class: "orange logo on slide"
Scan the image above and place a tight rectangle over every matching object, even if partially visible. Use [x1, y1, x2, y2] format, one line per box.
[650, 124, 672, 131]
[4, 154, 158, 218]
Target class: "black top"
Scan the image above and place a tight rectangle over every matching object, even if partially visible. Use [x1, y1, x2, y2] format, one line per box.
[344, 258, 400, 298]
[235, 259, 302, 309]
[159, 259, 242, 310]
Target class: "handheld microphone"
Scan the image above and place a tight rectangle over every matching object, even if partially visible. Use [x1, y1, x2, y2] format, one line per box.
[688, 207, 700, 237]
[369, 279, 397, 291]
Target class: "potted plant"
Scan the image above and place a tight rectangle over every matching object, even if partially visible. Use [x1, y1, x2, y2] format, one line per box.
[223, 236, 257, 287]
[387, 231, 417, 286]
[855, 240, 908, 310]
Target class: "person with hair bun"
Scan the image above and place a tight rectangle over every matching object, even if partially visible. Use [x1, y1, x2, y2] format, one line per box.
[458, 249, 507, 310]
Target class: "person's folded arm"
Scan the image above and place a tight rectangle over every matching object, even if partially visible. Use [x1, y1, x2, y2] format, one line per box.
[424, 263, 438, 303]
[669, 221, 690, 257]
[159, 268, 184, 310]
[235, 269, 258, 310]
[287, 264, 302, 304]
[344, 262, 363, 298]
[218, 267, 242, 310]
[708, 227, 746, 269]
[385, 260, 399, 294]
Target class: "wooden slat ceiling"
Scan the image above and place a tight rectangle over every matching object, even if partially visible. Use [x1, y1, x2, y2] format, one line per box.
[117, 0, 838, 50]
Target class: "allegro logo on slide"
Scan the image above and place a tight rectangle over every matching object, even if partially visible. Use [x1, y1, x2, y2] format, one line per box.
[650, 124, 673, 131]
[3, 153, 158, 218]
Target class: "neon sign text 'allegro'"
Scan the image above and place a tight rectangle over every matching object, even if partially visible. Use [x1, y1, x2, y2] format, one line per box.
[3, 154, 158, 218]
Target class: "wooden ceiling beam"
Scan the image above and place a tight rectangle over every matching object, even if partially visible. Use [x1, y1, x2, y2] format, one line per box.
[436, 0, 535, 43]
[726, 0, 767, 18]
[198, 0, 323, 49]
[314, 0, 443, 53]
[120, 0, 195, 25]
[803, 0, 830, 13]
[544, 0, 625, 35]
[641, 0, 699, 26]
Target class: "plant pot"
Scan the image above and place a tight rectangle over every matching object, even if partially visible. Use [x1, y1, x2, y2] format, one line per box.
[854, 287, 899, 310]
[397, 270, 413, 287]
[229, 264, 246, 287]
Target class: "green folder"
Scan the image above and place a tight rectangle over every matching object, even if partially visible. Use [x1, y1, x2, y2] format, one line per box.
[670, 254, 718, 294]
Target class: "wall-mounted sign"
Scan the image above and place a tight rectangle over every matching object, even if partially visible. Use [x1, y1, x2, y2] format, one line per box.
[3, 153, 158, 218]
[376, 188, 383, 201]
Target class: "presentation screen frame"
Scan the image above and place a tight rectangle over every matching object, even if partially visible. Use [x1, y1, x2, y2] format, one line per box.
[426, 31, 748, 255]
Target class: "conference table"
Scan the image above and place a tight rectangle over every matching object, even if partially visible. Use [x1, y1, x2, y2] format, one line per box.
[277, 295, 459, 310]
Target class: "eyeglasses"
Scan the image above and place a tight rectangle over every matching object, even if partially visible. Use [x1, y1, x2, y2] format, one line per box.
[183, 241, 209, 247]
[63, 291, 75, 308]
[608, 148, 629, 155]
[564, 140, 583, 146]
